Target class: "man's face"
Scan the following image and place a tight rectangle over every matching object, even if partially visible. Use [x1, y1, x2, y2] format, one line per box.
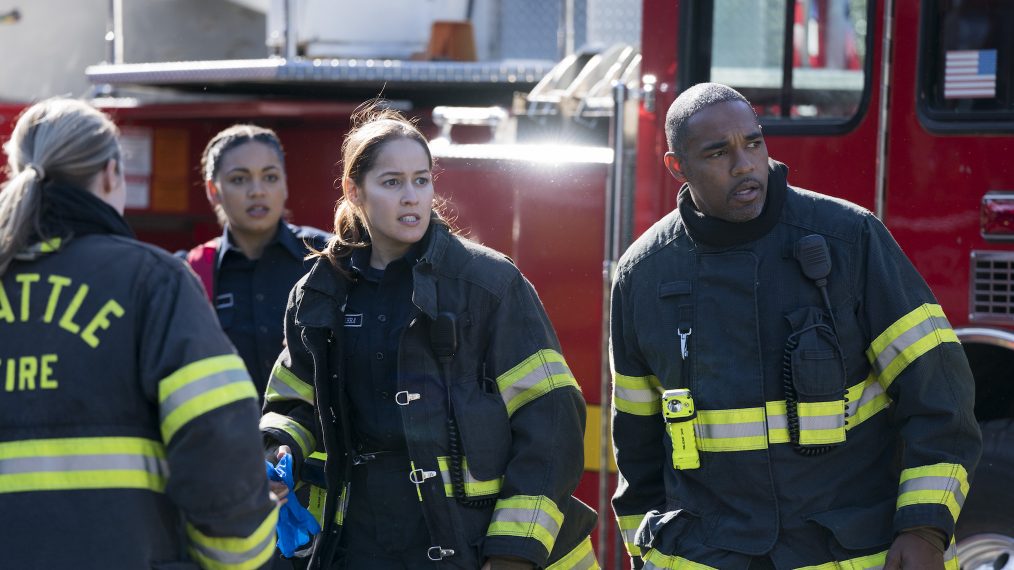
[664, 100, 769, 223]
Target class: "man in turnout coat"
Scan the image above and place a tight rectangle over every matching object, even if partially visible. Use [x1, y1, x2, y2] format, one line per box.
[609, 83, 980, 570]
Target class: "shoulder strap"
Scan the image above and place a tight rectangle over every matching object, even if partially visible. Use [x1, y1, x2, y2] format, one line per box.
[185, 237, 220, 303]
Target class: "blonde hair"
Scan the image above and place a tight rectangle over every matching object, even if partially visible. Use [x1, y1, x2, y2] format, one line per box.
[0, 98, 120, 275]
[316, 101, 450, 272]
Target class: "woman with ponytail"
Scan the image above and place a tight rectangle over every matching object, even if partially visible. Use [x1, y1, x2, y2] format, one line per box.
[260, 102, 597, 570]
[0, 98, 278, 569]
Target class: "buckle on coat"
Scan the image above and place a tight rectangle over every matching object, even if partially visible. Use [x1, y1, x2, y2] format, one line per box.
[427, 546, 455, 561]
[395, 391, 421, 406]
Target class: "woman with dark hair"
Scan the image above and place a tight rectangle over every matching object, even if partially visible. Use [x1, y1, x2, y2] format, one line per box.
[261, 104, 597, 570]
[0, 99, 277, 568]
[183, 124, 329, 401]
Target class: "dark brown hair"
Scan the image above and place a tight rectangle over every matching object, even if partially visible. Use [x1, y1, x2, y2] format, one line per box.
[315, 101, 451, 271]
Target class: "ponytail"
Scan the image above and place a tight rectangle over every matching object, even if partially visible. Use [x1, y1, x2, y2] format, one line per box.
[0, 167, 45, 274]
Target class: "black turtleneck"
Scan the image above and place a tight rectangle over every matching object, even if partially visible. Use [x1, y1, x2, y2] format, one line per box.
[35, 181, 134, 242]
[678, 159, 789, 248]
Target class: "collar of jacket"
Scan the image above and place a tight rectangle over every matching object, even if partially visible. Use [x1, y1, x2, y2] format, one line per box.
[32, 180, 135, 246]
[678, 158, 789, 247]
[294, 213, 452, 328]
[218, 221, 308, 265]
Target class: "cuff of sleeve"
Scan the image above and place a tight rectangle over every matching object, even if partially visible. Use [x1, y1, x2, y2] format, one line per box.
[894, 505, 956, 541]
[261, 428, 305, 480]
[482, 536, 546, 569]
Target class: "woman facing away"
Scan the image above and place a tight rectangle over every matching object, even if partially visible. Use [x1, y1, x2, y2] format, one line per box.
[183, 124, 329, 403]
[0, 98, 278, 569]
[260, 103, 598, 570]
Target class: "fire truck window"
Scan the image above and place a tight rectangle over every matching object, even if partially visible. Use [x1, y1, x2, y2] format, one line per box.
[709, 0, 868, 122]
[922, 0, 1013, 117]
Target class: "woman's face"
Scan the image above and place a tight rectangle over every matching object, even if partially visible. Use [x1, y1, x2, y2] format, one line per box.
[207, 140, 287, 238]
[347, 137, 434, 266]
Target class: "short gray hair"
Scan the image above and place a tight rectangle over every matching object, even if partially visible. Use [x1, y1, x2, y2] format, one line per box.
[664, 83, 756, 161]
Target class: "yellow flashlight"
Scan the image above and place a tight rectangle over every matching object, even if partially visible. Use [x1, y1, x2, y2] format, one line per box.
[662, 389, 700, 470]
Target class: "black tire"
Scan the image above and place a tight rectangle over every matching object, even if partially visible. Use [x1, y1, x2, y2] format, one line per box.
[956, 419, 1014, 539]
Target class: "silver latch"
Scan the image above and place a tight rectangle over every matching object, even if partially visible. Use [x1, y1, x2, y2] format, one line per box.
[409, 468, 437, 485]
[395, 391, 421, 406]
[427, 546, 456, 561]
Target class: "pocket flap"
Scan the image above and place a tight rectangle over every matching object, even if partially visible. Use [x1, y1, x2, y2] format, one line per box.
[451, 379, 511, 481]
[807, 499, 895, 550]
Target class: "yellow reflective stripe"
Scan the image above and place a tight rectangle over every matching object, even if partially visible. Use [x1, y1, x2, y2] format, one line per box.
[259, 412, 316, 457]
[264, 362, 315, 405]
[797, 400, 846, 445]
[159, 355, 257, 443]
[845, 374, 892, 428]
[897, 463, 969, 524]
[695, 407, 767, 451]
[17, 238, 63, 257]
[186, 505, 279, 570]
[436, 456, 503, 497]
[39, 238, 62, 253]
[672, 374, 895, 454]
[867, 304, 959, 390]
[307, 485, 326, 525]
[642, 548, 716, 569]
[487, 495, 564, 555]
[0, 437, 167, 494]
[765, 401, 791, 444]
[613, 372, 663, 416]
[547, 536, 599, 569]
[616, 513, 644, 557]
[496, 349, 580, 416]
[797, 549, 887, 570]
[307, 484, 347, 526]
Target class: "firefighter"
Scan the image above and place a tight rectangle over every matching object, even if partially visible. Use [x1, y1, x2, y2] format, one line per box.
[609, 83, 981, 570]
[183, 124, 329, 402]
[260, 103, 598, 570]
[0, 98, 278, 568]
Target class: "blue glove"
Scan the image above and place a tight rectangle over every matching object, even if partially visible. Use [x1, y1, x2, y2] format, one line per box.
[265, 453, 322, 557]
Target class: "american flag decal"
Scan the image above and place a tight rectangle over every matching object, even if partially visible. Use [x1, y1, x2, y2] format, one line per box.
[944, 49, 998, 99]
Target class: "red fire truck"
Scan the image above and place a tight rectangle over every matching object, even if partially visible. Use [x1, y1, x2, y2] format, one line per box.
[2, 0, 1012, 567]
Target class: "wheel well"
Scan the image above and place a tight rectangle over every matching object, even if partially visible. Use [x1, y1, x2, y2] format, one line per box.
[963, 342, 1014, 422]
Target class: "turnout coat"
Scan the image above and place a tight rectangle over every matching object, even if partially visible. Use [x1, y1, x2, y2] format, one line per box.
[261, 221, 597, 569]
[610, 161, 981, 570]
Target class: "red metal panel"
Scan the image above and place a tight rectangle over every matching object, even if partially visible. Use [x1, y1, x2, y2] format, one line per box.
[884, 0, 1014, 331]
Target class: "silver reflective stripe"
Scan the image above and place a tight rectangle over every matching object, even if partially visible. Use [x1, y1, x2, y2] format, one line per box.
[190, 530, 275, 565]
[767, 413, 788, 431]
[614, 384, 660, 404]
[871, 316, 951, 374]
[695, 420, 766, 440]
[943, 541, 957, 564]
[899, 476, 967, 506]
[558, 549, 597, 570]
[798, 414, 846, 430]
[0, 454, 168, 476]
[160, 367, 250, 420]
[847, 379, 885, 416]
[492, 506, 562, 537]
[266, 375, 313, 405]
[501, 361, 572, 407]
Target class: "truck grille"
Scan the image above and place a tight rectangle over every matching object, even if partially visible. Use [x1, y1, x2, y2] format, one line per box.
[971, 251, 1014, 322]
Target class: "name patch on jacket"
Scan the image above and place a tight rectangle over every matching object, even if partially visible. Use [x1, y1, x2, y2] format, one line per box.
[344, 314, 363, 328]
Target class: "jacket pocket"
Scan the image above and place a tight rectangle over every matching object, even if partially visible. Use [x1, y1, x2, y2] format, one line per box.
[785, 306, 847, 399]
[450, 376, 511, 482]
[636, 508, 700, 555]
[806, 498, 895, 551]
